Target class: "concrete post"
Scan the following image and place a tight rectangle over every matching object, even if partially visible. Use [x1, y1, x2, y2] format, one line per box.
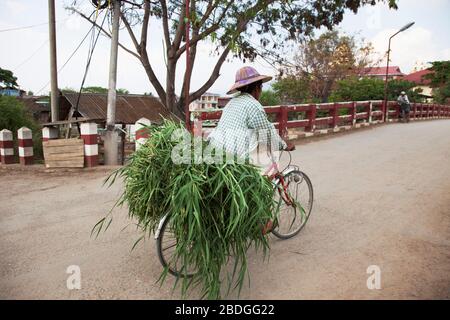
[18, 127, 33, 165]
[42, 126, 59, 141]
[193, 119, 203, 137]
[0, 129, 14, 164]
[135, 117, 151, 151]
[80, 123, 98, 167]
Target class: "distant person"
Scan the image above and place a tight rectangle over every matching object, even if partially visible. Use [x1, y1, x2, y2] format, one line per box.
[397, 91, 411, 123]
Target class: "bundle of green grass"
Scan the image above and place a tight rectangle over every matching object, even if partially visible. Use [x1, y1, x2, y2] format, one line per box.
[97, 120, 276, 299]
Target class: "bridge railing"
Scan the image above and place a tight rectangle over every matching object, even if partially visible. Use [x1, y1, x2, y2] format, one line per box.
[191, 101, 450, 139]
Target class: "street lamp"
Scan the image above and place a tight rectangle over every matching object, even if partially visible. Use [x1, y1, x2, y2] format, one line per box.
[383, 22, 415, 121]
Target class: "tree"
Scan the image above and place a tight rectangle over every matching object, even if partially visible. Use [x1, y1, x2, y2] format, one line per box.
[387, 79, 422, 102]
[82, 86, 108, 93]
[0, 96, 43, 159]
[62, 87, 77, 93]
[67, 86, 130, 94]
[0, 67, 18, 88]
[277, 30, 381, 103]
[329, 77, 385, 102]
[70, 0, 398, 118]
[260, 89, 280, 106]
[272, 75, 311, 104]
[329, 77, 423, 103]
[117, 88, 129, 94]
[424, 60, 450, 104]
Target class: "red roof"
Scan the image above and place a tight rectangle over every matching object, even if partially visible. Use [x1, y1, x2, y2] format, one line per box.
[403, 69, 433, 85]
[361, 66, 404, 76]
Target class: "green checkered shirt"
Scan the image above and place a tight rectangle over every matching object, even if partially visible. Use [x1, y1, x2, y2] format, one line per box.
[208, 92, 287, 157]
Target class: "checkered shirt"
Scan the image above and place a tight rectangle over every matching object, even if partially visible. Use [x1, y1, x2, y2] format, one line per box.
[207, 93, 287, 157]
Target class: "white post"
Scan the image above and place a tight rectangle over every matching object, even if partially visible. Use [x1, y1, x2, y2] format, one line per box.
[80, 123, 98, 167]
[42, 126, 59, 141]
[0, 129, 14, 164]
[18, 127, 33, 165]
[135, 117, 151, 151]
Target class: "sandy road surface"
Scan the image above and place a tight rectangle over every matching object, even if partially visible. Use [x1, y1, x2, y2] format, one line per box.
[1, 120, 449, 299]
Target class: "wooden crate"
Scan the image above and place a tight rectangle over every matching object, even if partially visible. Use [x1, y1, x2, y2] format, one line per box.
[43, 138, 84, 168]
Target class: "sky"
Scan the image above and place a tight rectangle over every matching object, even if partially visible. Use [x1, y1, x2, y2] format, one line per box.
[0, 0, 449, 96]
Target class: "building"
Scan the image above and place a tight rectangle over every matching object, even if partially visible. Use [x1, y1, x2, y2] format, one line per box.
[360, 66, 405, 80]
[403, 69, 434, 102]
[189, 92, 220, 111]
[0, 86, 26, 97]
[61, 92, 178, 125]
[18, 96, 52, 124]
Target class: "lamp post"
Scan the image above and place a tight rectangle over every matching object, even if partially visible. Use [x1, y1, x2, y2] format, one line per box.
[383, 22, 415, 122]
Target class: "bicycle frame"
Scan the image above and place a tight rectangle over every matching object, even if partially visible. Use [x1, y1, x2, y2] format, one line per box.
[266, 160, 298, 207]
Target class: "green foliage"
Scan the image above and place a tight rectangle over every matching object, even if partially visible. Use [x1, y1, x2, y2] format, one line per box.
[0, 67, 18, 88]
[424, 61, 450, 104]
[81, 86, 129, 94]
[62, 86, 130, 95]
[330, 77, 384, 102]
[62, 87, 77, 93]
[276, 30, 380, 103]
[424, 61, 450, 88]
[387, 79, 422, 102]
[82, 86, 108, 93]
[330, 77, 423, 103]
[433, 83, 450, 104]
[0, 96, 42, 159]
[98, 120, 276, 299]
[117, 88, 129, 94]
[260, 89, 281, 106]
[272, 76, 311, 104]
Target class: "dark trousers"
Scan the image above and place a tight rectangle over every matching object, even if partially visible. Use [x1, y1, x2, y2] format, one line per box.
[400, 104, 410, 123]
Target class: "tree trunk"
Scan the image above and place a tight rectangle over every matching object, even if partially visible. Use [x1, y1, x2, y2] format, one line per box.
[166, 58, 183, 118]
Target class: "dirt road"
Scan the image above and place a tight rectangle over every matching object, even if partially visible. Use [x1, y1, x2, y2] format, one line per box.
[1, 120, 449, 299]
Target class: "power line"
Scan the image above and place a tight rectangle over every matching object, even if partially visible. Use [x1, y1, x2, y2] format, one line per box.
[13, 40, 49, 71]
[0, 19, 68, 33]
[35, 18, 98, 95]
[73, 10, 109, 116]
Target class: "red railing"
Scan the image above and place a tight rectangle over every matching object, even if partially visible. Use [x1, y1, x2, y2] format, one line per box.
[192, 101, 450, 138]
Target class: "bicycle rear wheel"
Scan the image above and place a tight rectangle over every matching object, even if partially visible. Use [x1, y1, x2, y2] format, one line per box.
[272, 170, 313, 239]
[156, 215, 198, 278]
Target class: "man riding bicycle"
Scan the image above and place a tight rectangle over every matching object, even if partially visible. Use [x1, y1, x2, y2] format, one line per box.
[208, 66, 295, 169]
[397, 91, 411, 123]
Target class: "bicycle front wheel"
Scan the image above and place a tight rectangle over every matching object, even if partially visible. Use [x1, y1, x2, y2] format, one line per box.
[272, 170, 314, 239]
[156, 215, 198, 278]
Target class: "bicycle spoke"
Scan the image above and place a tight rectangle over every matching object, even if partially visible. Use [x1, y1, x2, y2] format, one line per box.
[272, 170, 313, 239]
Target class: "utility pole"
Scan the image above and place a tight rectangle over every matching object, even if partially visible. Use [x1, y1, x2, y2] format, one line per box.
[185, 0, 190, 130]
[48, 0, 59, 122]
[104, 0, 120, 165]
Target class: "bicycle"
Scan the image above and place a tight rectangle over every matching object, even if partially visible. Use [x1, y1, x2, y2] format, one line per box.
[155, 149, 314, 278]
